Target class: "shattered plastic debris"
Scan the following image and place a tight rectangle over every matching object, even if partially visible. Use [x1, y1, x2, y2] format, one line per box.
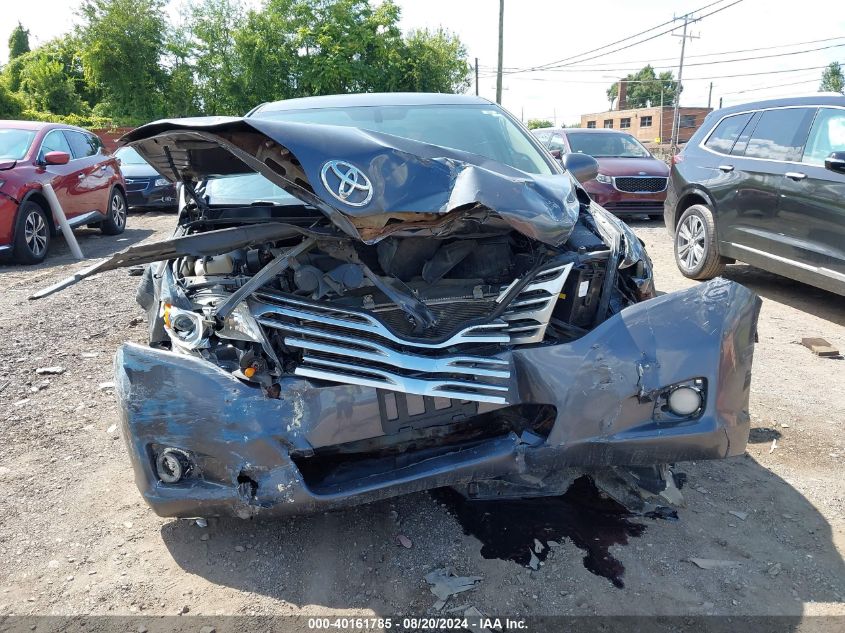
[424, 568, 483, 610]
[688, 558, 741, 570]
[728, 510, 748, 521]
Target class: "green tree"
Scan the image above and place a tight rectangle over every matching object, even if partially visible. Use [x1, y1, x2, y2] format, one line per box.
[8, 22, 31, 60]
[76, 0, 169, 121]
[397, 28, 471, 93]
[606, 65, 678, 109]
[187, 0, 244, 114]
[527, 119, 554, 130]
[0, 81, 23, 118]
[820, 62, 845, 94]
[18, 52, 84, 115]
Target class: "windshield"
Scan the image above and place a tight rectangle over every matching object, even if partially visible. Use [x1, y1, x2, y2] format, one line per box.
[566, 132, 651, 158]
[115, 147, 148, 165]
[253, 103, 554, 175]
[204, 172, 300, 206]
[0, 128, 37, 161]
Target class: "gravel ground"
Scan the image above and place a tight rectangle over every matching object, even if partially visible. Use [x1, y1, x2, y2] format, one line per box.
[0, 211, 843, 620]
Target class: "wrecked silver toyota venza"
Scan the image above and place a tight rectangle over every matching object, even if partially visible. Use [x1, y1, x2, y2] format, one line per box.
[35, 94, 761, 519]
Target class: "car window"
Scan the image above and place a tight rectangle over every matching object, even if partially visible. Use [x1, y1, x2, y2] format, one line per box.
[64, 130, 98, 159]
[533, 131, 550, 145]
[565, 132, 650, 158]
[549, 133, 566, 152]
[254, 104, 554, 175]
[115, 146, 149, 165]
[802, 108, 845, 166]
[703, 112, 754, 154]
[741, 108, 815, 162]
[0, 128, 37, 160]
[203, 173, 300, 206]
[39, 129, 72, 159]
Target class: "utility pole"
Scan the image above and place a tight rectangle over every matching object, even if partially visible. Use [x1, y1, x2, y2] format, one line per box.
[496, 0, 504, 104]
[475, 57, 479, 96]
[707, 81, 713, 109]
[670, 12, 699, 155]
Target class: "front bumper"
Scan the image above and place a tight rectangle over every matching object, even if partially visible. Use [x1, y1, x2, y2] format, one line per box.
[126, 184, 177, 209]
[115, 278, 761, 519]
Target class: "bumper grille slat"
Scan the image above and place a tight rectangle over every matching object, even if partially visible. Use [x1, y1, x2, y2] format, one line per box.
[250, 262, 573, 404]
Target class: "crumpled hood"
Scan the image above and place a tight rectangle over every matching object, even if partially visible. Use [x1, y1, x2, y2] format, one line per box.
[120, 117, 579, 246]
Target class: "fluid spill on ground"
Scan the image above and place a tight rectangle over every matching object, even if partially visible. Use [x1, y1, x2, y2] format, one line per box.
[431, 476, 646, 588]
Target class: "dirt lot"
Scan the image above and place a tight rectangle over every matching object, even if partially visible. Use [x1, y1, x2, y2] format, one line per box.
[0, 211, 843, 621]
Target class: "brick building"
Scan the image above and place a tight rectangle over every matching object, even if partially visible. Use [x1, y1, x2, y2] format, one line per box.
[579, 105, 712, 144]
[580, 81, 711, 144]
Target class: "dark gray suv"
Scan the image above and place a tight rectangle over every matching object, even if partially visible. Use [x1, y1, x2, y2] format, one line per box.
[664, 95, 845, 296]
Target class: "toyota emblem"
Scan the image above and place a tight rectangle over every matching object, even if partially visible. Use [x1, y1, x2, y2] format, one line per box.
[320, 160, 373, 207]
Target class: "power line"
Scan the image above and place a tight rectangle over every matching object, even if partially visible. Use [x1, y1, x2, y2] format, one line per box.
[479, 64, 837, 84]
[477, 41, 845, 78]
[498, 0, 736, 76]
[480, 35, 845, 72]
[506, 0, 745, 76]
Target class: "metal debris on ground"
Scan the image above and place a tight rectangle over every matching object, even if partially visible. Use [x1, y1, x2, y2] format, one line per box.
[35, 366, 65, 375]
[688, 558, 742, 570]
[425, 568, 483, 610]
[800, 337, 840, 357]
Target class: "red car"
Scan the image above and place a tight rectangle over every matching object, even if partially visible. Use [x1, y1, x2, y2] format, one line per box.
[532, 127, 670, 219]
[0, 121, 127, 264]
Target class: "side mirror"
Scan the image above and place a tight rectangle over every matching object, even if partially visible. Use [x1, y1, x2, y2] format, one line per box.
[44, 151, 70, 166]
[561, 152, 599, 184]
[549, 149, 562, 159]
[824, 151, 845, 175]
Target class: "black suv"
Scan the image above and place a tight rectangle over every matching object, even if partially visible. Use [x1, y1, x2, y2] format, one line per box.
[664, 96, 845, 296]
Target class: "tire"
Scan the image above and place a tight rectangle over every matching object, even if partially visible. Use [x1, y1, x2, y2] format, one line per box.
[100, 188, 127, 236]
[674, 204, 726, 280]
[12, 200, 51, 264]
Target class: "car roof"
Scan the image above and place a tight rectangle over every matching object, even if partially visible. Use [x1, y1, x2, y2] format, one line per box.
[252, 92, 494, 114]
[532, 127, 634, 134]
[714, 94, 845, 117]
[0, 120, 56, 131]
[0, 120, 95, 135]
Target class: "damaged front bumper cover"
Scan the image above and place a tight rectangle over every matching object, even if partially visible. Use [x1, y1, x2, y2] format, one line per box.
[115, 278, 760, 519]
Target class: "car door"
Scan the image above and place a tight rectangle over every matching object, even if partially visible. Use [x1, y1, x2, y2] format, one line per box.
[776, 106, 845, 288]
[37, 129, 85, 219]
[710, 107, 816, 261]
[63, 129, 105, 216]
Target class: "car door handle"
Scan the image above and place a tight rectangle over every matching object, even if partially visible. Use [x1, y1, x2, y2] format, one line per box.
[718, 165, 734, 173]
[785, 172, 807, 180]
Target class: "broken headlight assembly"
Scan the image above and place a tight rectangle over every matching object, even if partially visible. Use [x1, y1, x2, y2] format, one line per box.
[162, 303, 209, 350]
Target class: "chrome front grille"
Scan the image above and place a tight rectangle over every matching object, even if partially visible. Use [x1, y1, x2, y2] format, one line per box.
[249, 262, 572, 404]
[613, 176, 667, 193]
[501, 263, 573, 344]
[124, 177, 151, 192]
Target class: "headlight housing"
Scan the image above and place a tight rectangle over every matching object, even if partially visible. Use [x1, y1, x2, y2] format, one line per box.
[595, 173, 612, 184]
[218, 301, 264, 343]
[154, 177, 169, 187]
[161, 303, 208, 350]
